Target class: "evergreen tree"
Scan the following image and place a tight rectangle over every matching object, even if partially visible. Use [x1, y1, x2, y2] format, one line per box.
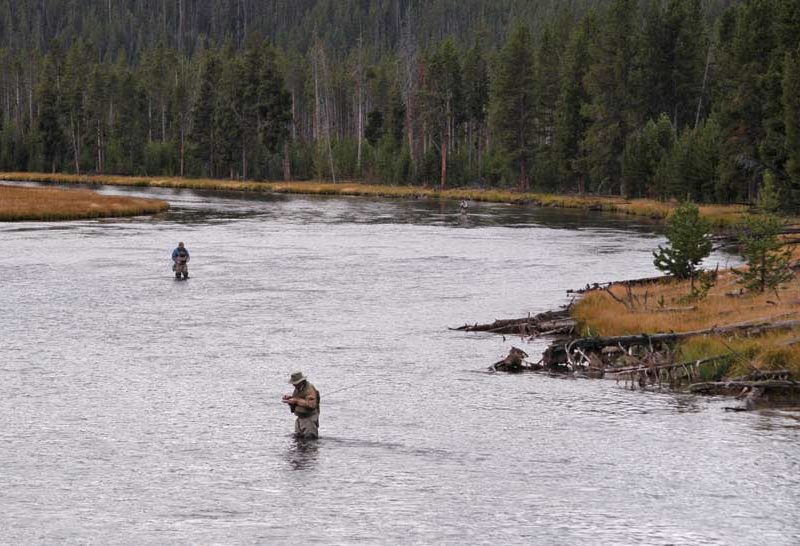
[462, 37, 489, 179]
[621, 114, 675, 198]
[258, 44, 292, 179]
[533, 25, 563, 190]
[714, 0, 779, 202]
[422, 37, 463, 190]
[581, 0, 641, 195]
[36, 57, 64, 173]
[653, 201, 712, 288]
[365, 110, 384, 145]
[640, 0, 707, 129]
[653, 119, 723, 202]
[490, 23, 536, 190]
[85, 64, 109, 174]
[62, 41, 89, 173]
[238, 36, 263, 179]
[784, 49, 800, 202]
[553, 14, 595, 192]
[191, 51, 221, 177]
[655, 117, 722, 202]
[111, 67, 147, 174]
[734, 214, 794, 293]
[385, 85, 406, 144]
[757, 170, 781, 213]
[216, 52, 244, 179]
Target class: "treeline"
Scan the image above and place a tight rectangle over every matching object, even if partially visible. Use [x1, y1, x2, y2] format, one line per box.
[1, 0, 799, 208]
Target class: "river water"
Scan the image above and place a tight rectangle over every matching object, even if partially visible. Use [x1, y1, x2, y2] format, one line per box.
[1, 183, 798, 545]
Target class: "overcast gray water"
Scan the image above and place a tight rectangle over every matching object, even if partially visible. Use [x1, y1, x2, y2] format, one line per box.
[1, 183, 798, 545]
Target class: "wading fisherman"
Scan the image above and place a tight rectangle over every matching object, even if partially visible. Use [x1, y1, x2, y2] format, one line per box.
[282, 372, 320, 439]
[171, 241, 190, 280]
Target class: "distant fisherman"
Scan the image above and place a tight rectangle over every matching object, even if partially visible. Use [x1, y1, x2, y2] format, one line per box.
[171, 241, 190, 280]
[459, 199, 469, 214]
[282, 372, 320, 439]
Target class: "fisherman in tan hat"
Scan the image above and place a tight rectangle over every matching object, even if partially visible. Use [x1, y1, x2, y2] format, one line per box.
[282, 371, 320, 439]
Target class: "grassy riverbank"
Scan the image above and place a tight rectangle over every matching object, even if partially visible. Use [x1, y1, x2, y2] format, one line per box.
[0, 184, 169, 221]
[573, 255, 800, 378]
[0, 172, 750, 228]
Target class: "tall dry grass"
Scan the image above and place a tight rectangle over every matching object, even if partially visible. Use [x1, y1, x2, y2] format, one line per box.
[573, 259, 800, 374]
[0, 184, 169, 221]
[0, 172, 271, 192]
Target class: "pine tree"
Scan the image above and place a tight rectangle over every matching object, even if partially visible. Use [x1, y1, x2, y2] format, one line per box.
[653, 201, 712, 288]
[758, 170, 781, 213]
[553, 14, 595, 192]
[462, 37, 489, 179]
[191, 51, 221, 177]
[784, 49, 800, 202]
[659, 116, 722, 202]
[490, 23, 536, 191]
[238, 36, 263, 179]
[581, 0, 641, 194]
[533, 25, 563, 190]
[734, 214, 794, 293]
[258, 44, 292, 179]
[62, 41, 89, 173]
[422, 37, 463, 190]
[36, 57, 64, 173]
[622, 114, 675, 198]
[714, 0, 779, 203]
[84, 64, 109, 174]
[640, 0, 707, 129]
[216, 52, 244, 179]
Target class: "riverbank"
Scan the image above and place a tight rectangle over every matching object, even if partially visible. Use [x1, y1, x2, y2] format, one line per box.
[0, 171, 750, 228]
[573, 264, 800, 377]
[462, 246, 800, 405]
[0, 184, 169, 221]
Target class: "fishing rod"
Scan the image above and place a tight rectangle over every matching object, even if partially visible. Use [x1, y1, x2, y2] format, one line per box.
[323, 383, 363, 398]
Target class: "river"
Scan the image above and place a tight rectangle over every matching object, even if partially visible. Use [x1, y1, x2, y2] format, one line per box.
[1, 183, 798, 545]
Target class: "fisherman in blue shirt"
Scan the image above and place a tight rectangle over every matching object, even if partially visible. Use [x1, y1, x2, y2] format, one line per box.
[171, 241, 190, 280]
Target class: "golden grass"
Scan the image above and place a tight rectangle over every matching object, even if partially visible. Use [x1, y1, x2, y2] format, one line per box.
[0, 184, 169, 221]
[0, 172, 754, 227]
[0, 172, 273, 192]
[573, 255, 800, 375]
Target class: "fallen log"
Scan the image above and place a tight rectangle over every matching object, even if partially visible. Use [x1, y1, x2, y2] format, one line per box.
[451, 309, 574, 334]
[652, 306, 697, 313]
[687, 380, 799, 394]
[567, 319, 800, 352]
[542, 318, 800, 369]
[605, 354, 732, 377]
[731, 369, 792, 381]
[483, 318, 576, 335]
[565, 274, 669, 295]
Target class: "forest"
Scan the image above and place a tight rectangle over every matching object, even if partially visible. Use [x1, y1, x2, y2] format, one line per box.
[0, 0, 798, 208]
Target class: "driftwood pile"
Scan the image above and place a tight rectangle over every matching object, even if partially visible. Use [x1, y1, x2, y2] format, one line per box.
[459, 303, 800, 406]
[542, 318, 800, 375]
[451, 308, 576, 338]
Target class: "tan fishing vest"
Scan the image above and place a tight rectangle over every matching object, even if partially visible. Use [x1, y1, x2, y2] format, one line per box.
[292, 382, 319, 418]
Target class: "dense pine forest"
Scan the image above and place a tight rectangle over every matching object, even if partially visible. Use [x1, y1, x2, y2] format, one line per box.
[1, 0, 799, 208]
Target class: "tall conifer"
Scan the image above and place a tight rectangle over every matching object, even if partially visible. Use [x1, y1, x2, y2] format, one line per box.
[490, 23, 536, 191]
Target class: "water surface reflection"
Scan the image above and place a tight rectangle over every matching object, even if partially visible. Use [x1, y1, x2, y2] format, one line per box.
[0, 182, 795, 545]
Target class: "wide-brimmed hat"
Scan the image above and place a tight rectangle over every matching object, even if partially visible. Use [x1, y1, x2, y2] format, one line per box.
[288, 371, 307, 385]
